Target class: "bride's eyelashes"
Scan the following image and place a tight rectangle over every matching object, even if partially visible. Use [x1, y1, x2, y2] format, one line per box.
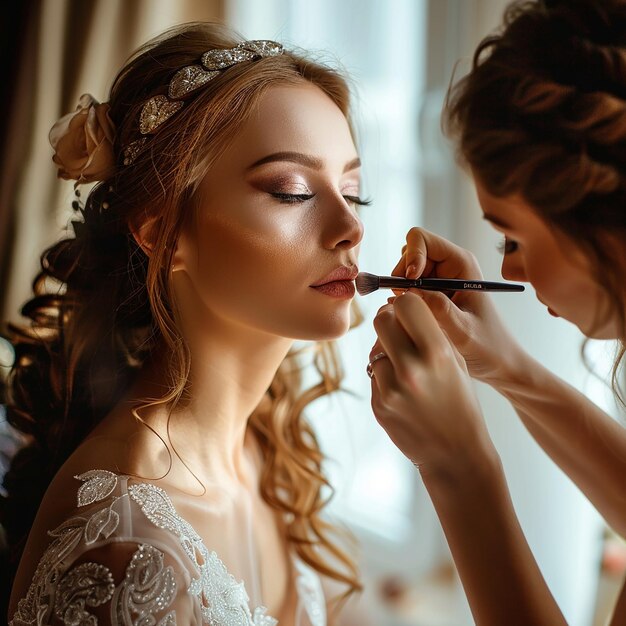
[344, 195, 373, 207]
[270, 192, 373, 206]
[496, 236, 518, 255]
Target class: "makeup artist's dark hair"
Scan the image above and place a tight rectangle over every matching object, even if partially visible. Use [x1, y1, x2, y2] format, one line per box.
[1, 21, 364, 620]
[443, 0, 626, 405]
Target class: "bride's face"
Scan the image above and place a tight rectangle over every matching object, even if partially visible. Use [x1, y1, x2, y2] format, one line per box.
[173, 83, 364, 340]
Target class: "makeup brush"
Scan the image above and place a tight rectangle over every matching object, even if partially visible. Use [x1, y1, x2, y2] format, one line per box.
[356, 272, 525, 296]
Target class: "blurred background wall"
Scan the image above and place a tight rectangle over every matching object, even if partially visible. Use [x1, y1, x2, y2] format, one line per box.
[1, 1, 625, 624]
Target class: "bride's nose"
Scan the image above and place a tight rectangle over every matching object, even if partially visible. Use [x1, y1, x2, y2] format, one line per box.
[320, 192, 364, 250]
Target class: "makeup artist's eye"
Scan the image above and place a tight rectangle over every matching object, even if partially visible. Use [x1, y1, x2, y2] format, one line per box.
[496, 237, 518, 255]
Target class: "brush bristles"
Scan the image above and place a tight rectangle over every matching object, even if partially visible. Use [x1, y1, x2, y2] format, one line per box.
[355, 272, 380, 296]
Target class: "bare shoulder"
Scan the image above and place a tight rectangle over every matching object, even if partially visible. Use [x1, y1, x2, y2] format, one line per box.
[8, 433, 129, 617]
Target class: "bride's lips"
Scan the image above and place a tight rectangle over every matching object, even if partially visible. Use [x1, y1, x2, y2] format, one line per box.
[310, 264, 358, 299]
[311, 281, 355, 298]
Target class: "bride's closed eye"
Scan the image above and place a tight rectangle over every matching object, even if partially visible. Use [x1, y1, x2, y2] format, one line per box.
[344, 195, 373, 207]
[270, 192, 373, 206]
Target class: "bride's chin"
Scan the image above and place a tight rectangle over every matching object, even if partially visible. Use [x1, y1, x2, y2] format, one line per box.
[297, 319, 352, 341]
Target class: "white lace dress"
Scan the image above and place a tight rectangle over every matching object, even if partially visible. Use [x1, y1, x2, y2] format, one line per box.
[9, 469, 327, 626]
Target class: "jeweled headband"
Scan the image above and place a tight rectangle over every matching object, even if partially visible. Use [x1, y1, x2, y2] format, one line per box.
[122, 39, 284, 165]
[48, 39, 284, 185]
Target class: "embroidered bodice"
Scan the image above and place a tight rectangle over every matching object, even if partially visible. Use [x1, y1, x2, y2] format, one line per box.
[9, 470, 327, 626]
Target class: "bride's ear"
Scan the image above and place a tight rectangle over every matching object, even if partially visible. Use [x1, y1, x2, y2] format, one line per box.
[128, 214, 186, 272]
[128, 214, 158, 257]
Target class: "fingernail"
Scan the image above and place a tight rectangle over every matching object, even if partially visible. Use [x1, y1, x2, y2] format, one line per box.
[387, 296, 396, 304]
[406, 264, 418, 279]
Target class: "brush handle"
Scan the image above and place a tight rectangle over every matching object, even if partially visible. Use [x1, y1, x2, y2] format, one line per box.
[377, 276, 525, 292]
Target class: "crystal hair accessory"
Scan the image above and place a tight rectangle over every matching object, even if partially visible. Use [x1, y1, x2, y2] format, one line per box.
[122, 39, 284, 166]
[49, 93, 116, 184]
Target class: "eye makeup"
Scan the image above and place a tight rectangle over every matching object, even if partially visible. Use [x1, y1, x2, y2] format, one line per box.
[270, 192, 372, 206]
[252, 173, 311, 194]
[249, 171, 371, 206]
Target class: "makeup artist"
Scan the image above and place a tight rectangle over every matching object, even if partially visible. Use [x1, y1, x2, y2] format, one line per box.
[367, 0, 626, 624]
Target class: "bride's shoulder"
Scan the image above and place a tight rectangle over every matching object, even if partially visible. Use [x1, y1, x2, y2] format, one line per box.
[8, 450, 194, 624]
[35, 436, 129, 518]
[19, 437, 131, 550]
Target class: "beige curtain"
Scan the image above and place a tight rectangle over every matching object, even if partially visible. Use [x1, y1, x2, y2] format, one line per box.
[0, 0, 224, 325]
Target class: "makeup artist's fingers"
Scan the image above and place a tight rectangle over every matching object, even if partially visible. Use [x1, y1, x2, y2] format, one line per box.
[409, 227, 483, 279]
[390, 291, 468, 371]
[414, 282, 525, 383]
[368, 336, 386, 363]
[372, 304, 420, 371]
[369, 303, 394, 359]
[414, 289, 468, 346]
[373, 291, 452, 363]
[391, 290, 453, 358]
[369, 320, 400, 409]
[391, 244, 420, 279]
[368, 293, 491, 472]
[388, 229, 503, 359]
[391, 227, 484, 283]
[389, 251, 425, 296]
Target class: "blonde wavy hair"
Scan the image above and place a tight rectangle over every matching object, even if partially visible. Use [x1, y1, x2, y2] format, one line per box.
[2, 21, 364, 620]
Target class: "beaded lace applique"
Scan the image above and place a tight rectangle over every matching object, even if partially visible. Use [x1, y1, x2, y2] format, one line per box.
[54, 561, 115, 623]
[112, 543, 177, 625]
[128, 482, 279, 626]
[10, 470, 177, 625]
[10, 470, 327, 626]
[76, 469, 119, 506]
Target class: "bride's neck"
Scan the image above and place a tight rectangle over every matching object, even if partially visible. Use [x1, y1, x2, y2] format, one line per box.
[116, 329, 292, 490]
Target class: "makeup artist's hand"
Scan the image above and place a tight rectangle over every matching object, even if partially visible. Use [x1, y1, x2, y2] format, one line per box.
[390, 227, 526, 386]
[369, 292, 496, 473]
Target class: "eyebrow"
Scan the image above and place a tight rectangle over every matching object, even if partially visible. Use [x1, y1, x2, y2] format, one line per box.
[482, 213, 512, 229]
[246, 151, 361, 174]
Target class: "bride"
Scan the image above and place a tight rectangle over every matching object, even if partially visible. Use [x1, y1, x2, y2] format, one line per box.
[5, 21, 371, 626]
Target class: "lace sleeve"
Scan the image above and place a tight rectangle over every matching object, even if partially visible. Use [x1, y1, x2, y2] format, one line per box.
[56, 540, 194, 625]
[11, 539, 197, 625]
[9, 469, 202, 625]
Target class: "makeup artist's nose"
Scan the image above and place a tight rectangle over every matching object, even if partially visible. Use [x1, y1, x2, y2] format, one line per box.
[501, 253, 527, 282]
[321, 193, 364, 250]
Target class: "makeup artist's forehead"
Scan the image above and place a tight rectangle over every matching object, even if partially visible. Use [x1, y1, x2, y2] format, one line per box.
[222, 83, 358, 172]
[473, 174, 535, 230]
